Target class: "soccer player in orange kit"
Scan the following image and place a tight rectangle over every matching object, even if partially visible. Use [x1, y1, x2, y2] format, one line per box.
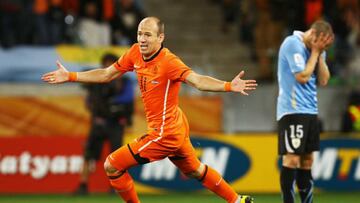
[42, 17, 257, 203]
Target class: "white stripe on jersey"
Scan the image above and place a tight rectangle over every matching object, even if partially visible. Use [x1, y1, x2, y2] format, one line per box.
[159, 79, 171, 136]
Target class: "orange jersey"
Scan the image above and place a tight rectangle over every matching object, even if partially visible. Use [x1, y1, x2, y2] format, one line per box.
[113, 44, 193, 144]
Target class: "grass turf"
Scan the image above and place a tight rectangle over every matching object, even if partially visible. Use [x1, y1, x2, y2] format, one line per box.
[0, 192, 359, 203]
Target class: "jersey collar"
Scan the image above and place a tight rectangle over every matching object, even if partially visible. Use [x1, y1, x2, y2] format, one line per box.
[293, 31, 304, 40]
[143, 45, 164, 62]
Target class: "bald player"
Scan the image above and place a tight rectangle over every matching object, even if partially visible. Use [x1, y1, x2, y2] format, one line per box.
[42, 17, 257, 203]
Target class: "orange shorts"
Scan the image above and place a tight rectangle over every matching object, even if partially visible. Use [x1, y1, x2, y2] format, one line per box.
[108, 132, 201, 174]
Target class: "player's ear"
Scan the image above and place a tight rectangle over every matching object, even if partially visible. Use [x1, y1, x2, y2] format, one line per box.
[158, 33, 165, 43]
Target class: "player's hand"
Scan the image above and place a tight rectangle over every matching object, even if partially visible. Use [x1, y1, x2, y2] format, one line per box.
[311, 32, 334, 53]
[41, 61, 69, 84]
[230, 71, 257, 95]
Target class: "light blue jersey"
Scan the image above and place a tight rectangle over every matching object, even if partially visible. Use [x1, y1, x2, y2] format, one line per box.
[276, 31, 325, 120]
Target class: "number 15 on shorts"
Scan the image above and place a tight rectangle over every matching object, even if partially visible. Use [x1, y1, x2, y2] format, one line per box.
[288, 124, 303, 149]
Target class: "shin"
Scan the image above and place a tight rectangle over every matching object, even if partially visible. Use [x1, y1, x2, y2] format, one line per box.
[186, 163, 238, 203]
[104, 157, 139, 203]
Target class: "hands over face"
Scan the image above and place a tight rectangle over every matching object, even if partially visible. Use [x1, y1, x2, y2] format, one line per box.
[311, 32, 334, 53]
[231, 71, 257, 95]
[41, 61, 69, 84]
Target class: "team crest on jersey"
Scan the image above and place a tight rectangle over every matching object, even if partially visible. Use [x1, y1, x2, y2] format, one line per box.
[151, 65, 159, 74]
[292, 138, 301, 149]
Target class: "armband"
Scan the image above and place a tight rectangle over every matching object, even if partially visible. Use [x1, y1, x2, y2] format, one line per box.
[69, 72, 78, 82]
[224, 82, 232, 92]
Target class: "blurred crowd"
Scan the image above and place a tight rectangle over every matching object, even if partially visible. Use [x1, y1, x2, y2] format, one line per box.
[1, 0, 359, 83]
[0, 0, 145, 48]
[215, 0, 360, 82]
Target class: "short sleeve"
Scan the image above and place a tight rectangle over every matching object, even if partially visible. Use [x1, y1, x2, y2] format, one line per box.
[166, 56, 193, 82]
[113, 44, 137, 72]
[284, 40, 306, 74]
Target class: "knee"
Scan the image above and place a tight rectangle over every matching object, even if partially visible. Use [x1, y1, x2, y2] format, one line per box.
[104, 157, 119, 175]
[184, 163, 205, 179]
[300, 154, 314, 169]
[300, 160, 313, 169]
[282, 154, 300, 168]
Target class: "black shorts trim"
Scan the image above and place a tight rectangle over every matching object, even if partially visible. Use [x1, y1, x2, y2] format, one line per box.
[169, 156, 186, 161]
[127, 144, 150, 165]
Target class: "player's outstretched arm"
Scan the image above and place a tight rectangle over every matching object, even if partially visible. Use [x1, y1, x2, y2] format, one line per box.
[42, 61, 123, 84]
[185, 70, 257, 95]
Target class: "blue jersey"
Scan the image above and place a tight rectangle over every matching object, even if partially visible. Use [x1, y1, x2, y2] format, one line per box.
[276, 31, 325, 120]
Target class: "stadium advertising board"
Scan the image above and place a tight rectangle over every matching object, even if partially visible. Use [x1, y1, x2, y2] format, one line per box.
[0, 136, 110, 193]
[132, 134, 360, 193]
[0, 135, 359, 193]
[313, 138, 360, 191]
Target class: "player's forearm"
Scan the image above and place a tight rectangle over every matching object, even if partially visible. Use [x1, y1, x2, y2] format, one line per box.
[317, 57, 330, 86]
[296, 50, 321, 83]
[75, 69, 109, 83]
[74, 66, 119, 83]
[193, 75, 227, 92]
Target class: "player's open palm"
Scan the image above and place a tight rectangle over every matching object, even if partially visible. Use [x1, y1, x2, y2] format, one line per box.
[231, 71, 257, 95]
[41, 61, 69, 84]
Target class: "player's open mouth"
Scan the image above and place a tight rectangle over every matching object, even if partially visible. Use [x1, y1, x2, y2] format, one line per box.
[140, 45, 148, 50]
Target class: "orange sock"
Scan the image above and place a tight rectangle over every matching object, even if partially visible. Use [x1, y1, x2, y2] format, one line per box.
[200, 165, 238, 203]
[109, 171, 140, 203]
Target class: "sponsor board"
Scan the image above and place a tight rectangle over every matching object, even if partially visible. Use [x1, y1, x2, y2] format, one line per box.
[132, 134, 360, 193]
[313, 138, 360, 191]
[0, 136, 110, 193]
[0, 134, 359, 193]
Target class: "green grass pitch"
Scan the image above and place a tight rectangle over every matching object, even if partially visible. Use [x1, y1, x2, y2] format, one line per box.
[0, 192, 359, 203]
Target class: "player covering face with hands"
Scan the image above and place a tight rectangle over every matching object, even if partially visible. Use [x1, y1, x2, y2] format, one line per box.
[42, 17, 257, 203]
[276, 20, 334, 203]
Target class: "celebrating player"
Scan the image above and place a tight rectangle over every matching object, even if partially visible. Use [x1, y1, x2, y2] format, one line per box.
[42, 17, 257, 203]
